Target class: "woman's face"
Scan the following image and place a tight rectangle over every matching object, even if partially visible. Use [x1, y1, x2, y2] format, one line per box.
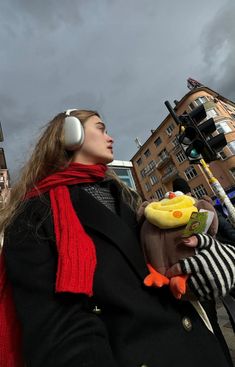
[73, 115, 114, 165]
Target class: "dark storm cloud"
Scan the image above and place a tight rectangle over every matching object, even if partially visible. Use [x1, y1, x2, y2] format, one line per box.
[201, 0, 235, 100]
[0, 0, 231, 177]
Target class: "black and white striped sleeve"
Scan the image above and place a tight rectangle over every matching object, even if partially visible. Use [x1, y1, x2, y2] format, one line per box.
[179, 234, 235, 300]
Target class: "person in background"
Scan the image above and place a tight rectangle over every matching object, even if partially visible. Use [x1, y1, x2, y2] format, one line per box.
[172, 177, 235, 246]
[201, 195, 235, 246]
[0, 111, 234, 367]
[201, 194, 235, 332]
[172, 177, 235, 333]
[172, 177, 193, 197]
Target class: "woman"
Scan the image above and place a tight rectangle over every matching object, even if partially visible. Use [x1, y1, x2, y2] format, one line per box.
[0, 109, 234, 367]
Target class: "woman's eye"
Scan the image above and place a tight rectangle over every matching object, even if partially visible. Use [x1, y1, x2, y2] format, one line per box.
[96, 122, 107, 133]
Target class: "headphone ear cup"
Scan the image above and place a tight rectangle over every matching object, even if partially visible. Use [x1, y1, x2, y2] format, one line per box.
[64, 116, 84, 150]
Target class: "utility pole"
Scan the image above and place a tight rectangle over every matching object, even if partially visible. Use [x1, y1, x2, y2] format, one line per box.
[199, 159, 235, 226]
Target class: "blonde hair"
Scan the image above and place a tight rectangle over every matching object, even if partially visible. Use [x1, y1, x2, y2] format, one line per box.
[0, 109, 141, 232]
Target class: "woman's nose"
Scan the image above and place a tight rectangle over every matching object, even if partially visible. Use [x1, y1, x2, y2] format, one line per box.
[107, 134, 114, 143]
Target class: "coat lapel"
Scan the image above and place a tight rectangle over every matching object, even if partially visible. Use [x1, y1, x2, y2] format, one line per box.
[69, 184, 148, 281]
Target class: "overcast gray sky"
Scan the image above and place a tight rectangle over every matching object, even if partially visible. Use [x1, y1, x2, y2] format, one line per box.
[1, 0, 234, 179]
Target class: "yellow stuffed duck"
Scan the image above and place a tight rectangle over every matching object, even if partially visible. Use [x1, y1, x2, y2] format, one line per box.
[138, 191, 218, 300]
[145, 192, 198, 229]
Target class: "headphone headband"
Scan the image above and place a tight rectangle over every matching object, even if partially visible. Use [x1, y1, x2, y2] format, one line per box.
[65, 109, 78, 116]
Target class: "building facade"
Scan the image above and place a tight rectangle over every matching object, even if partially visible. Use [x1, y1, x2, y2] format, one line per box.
[131, 86, 235, 202]
[108, 160, 137, 190]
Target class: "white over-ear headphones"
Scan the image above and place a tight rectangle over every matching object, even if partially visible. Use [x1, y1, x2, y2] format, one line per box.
[63, 109, 85, 150]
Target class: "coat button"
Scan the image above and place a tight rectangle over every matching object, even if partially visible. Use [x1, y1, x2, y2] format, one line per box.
[92, 305, 102, 314]
[182, 316, 192, 331]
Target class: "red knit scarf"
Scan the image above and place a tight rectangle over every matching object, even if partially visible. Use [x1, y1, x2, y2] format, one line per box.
[0, 162, 107, 367]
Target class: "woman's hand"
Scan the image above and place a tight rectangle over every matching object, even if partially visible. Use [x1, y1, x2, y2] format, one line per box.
[167, 234, 235, 300]
[166, 235, 198, 277]
[165, 263, 183, 278]
[180, 235, 198, 248]
[179, 234, 235, 300]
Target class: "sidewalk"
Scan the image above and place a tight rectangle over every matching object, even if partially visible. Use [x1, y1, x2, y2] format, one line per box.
[217, 301, 235, 366]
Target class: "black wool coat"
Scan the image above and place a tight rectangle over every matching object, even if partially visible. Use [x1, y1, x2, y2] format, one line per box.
[4, 182, 233, 367]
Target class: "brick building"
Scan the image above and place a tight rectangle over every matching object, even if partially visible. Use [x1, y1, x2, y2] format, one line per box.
[131, 85, 235, 202]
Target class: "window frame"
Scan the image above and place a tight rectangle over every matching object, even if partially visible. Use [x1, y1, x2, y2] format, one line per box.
[144, 149, 151, 158]
[154, 137, 162, 147]
[184, 166, 198, 180]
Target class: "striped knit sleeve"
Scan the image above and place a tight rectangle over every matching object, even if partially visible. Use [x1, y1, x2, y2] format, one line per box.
[179, 234, 235, 300]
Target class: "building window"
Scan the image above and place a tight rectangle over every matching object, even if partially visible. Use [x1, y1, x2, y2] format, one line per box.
[155, 188, 164, 200]
[166, 123, 175, 136]
[193, 184, 207, 199]
[136, 157, 142, 166]
[163, 164, 175, 175]
[219, 151, 227, 160]
[216, 121, 232, 134]
[159, 148, 168, 160]
[144, 149, 151, 158]
[140, 168, 146, 178]
[194, 96, 207, 106]
[206, 108, 218, 119]
[172, 137, 179, 147]
[189, 102, 195, 110]
[150, 175, 158, 185]
[148, 160, 156, 170]
[184, 166, 198, 180]
[176, 151, 187, 163]
[228, 141, 235, 155]
[154, 137, 162, 147]
[230, 168, 235, 180]
[144, 182, 151, 192]
[113, 168, 129, 176]
[111, 167, 136, 189]
[0, 173, 5, 190]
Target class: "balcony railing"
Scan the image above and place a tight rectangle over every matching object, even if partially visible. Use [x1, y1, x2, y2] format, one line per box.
[156, 153, 171, 169]
[161, 167, 178, 184]
[145, 163, 157, 176]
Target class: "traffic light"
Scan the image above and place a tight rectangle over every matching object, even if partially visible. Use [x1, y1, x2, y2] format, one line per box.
[178, 126, 203, 162]
[177, 104, 227, 163]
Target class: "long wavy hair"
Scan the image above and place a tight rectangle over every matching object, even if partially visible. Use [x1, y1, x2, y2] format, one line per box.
[0, 109, 141, 232]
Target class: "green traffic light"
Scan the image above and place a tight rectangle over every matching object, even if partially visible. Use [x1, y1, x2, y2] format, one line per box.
[189, 148, 200, 158]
